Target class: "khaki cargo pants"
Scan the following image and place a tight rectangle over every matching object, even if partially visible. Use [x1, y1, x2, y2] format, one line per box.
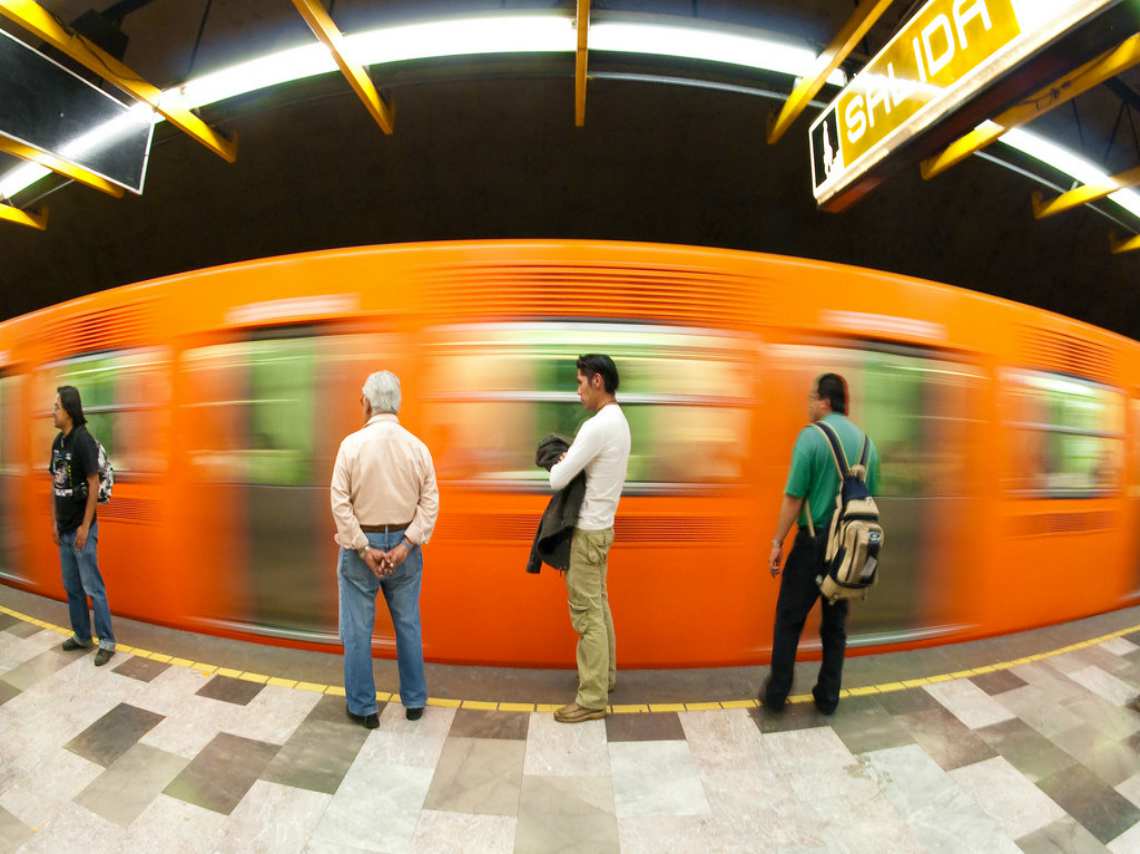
[567, 527, 616, 710]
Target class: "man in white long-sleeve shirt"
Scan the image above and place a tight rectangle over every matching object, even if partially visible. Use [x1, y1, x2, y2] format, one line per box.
[549, 354, 631, 723]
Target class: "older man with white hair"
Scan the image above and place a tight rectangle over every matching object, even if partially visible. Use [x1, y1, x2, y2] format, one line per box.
[331, 370, 439, 728]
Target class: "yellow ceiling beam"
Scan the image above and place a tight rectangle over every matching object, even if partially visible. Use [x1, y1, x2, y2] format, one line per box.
[0, 201, 46, 230]
[0, 137, 123, 198]
[1032, 164, 1140, 219]
[0, 0, 237, 163]
[767, 0, 895, 145]
[923, 32, 1140, 180]
[1110, 231, 1140, 255]
[575, 0, 590, 127]
[291, 0, 394, 135]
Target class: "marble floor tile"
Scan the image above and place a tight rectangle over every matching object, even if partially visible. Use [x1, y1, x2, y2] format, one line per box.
[13, 799, 122, 854]
[0, 803, 33, 854]
[827, 696, 914, 755]
[0, 629, 67, 672]
[1078, 737, 1140, 789]
[64, 701, 165, 766]
[3, 621, 41, 640]
[895, 707, 997, 771]
[864, 744, 1021, 854]
[925, 678, 1017, 730]
[138, 693, 241, 760]
[878, 686, 942, 716]
[1117, 771, 1140, 808]
[523, 712, 610, 777]
[357, 702, 456, 769]
[1037, 762, 1140, 845]
[0, 613, 20, 632]
[1107, 819, 1140, 854]
[309, 759, 433, 854]
[1062, 695, 1140, 741]
[74, 742, 189, 826]
[224, 685, 322, 745]
[975, 718, 1078, 783]
[410, 810, 517, 853]
[763, 725, 882, 807]
[608, 740, 710, 818]
[949, 755, 1066, 839]
[514, 775, 618, 854]
[997, 684, 1087, 739]
[214, 779, 331, 854]
[617, 814, 776, 854]
[1, 647, 85, 691]
[261, 719, 370, 795]
[0, 681, 18, 708]
[111, 655, 171, 683]
[448, 708, 530, 740]
[678, 708, 765, 774]
[423, 736, 526, 817]
[1015, 816, 1109, 854]
[13, 745, 104, 804]
[1067, 666, 1140, 707]
[120, 794, 227, 854]
[605, 711, 685, 742]
[195, 674, 265, 706]
[164, 732, 280, 815]
[751, 702, 832, 734]
[1101, 638, 1140, 657]
[971, 669, 1029, 696]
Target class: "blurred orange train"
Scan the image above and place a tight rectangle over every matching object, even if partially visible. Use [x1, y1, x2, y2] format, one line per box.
[0, 240, 1137, 668]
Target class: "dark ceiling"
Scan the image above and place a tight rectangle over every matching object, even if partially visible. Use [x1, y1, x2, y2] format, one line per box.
[1, 1, 1138, 338]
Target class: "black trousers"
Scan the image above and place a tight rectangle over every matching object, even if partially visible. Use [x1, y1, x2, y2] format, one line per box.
[764, 527, 849, 712]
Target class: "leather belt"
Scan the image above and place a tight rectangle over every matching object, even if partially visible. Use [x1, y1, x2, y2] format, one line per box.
[361, 522, 413, 534]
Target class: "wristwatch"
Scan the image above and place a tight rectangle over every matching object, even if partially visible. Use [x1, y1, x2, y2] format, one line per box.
[357, 545, 370, 560]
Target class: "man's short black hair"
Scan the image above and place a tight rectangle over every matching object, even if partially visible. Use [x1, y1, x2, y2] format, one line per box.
[816, 373, 848, 415]
[576, 354, 619, 394]
[56, 385, 87, 427]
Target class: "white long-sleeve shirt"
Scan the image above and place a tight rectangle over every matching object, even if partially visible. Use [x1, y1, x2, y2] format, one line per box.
[549, 403, 631, 531]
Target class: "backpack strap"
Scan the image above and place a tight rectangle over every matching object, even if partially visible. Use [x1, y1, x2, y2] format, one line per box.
[811, 421, 849, 481]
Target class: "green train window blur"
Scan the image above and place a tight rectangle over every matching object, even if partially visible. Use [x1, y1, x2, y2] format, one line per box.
[427, 323, 754, 488]
[1005, 370, 1124, 497]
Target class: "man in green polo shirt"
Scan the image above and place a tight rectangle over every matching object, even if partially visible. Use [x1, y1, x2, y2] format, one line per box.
[761, 373, 879, 715]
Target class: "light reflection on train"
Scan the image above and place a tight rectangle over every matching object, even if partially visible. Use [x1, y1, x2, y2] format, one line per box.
[0, 240, 1136, 667]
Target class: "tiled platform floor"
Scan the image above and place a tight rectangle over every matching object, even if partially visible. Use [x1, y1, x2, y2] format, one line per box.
[1, 599, 1140, 852]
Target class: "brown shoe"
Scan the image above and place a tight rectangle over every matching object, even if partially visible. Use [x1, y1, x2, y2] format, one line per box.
[554, 702, 607, 723]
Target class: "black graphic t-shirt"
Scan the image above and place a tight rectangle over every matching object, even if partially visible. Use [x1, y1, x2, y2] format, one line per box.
[50, 426, 99, 534]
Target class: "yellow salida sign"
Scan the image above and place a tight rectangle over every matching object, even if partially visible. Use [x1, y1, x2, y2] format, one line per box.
[808, 0, 1112, 205]
[841, 0, 1018, 165]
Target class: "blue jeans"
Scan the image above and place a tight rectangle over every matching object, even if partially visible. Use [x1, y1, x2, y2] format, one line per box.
[338, 530, 426, 715]
[58, 522, 116, 651]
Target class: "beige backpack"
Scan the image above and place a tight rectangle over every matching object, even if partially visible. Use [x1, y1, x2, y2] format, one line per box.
[805, 422, 883, 604]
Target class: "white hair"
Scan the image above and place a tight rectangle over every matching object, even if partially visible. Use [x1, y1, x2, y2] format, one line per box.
[363, 370, 401, 414]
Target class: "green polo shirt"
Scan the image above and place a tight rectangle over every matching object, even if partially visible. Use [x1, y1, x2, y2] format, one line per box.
[785, 413, 880, 530]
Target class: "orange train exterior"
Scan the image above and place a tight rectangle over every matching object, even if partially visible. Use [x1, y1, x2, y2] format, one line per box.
[0, 240, 1137, 668]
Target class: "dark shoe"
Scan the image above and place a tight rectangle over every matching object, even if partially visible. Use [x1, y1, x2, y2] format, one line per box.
[62, 637, 90, 652]
[760, 677, 785, 712]
[346, 708, 380, 729]
[812, 687, 837, 716]
[405, 707, 424, 721]
[93, 648, 114, 667]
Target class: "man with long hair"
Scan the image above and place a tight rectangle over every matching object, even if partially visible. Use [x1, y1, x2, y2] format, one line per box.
[51, 385, 116, 665]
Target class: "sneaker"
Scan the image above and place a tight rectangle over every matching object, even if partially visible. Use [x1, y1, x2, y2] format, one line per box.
[93, 648, 114, 667]
[61, 638, 90, 652]
[554, 702, 607, 723]
[346, 708, 380, 729]
[405, 707, 424, 721]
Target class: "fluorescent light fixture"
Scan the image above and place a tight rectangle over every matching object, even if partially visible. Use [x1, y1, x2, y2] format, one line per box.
[1, 8, 1135, 234]
[999, 127, 1140, 221]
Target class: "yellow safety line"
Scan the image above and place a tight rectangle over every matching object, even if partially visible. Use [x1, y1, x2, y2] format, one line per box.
[0, 603, 1136, 714]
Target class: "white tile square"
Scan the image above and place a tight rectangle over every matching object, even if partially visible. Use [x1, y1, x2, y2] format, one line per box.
[949, 756, 1066, 839]
[523, 711, 609, 777]
[608, 740, 710, 819]
[925, 678, 1017, 730]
